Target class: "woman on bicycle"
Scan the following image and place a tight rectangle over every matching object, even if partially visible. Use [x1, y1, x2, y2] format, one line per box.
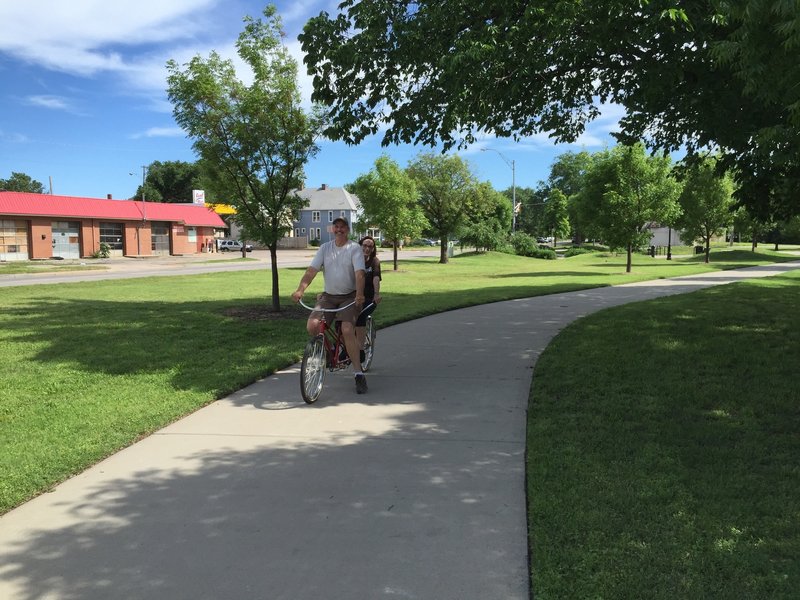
[356, 236, 381, 363]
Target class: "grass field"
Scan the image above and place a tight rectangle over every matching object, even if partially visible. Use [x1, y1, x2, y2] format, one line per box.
[528, 268, 800, 598]
[1, 247, 798, 596]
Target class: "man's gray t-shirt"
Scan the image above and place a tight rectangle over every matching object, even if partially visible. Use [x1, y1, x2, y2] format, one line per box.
[310, 240, 366, 295]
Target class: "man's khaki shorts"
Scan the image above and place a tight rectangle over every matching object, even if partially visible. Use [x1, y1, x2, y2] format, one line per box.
[312, 291, 359, 325]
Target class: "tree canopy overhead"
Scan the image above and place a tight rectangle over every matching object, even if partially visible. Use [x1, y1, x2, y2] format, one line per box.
[300, 1, 800, 217]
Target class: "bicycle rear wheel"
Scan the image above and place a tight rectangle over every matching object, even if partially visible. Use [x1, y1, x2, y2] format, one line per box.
[361, 316, 376, 372]
[300, 335, 326, 404]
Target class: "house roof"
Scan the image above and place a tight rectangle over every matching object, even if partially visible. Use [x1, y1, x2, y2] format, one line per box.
[296, 185, 360, 211]
[0, 192, 226, 228]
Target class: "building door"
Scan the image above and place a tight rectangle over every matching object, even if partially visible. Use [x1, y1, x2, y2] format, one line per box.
[0, 219, 29, 261]
[52, 221, 81, 259]
[99, 222, 124, 257]
[151, 222, 171, 255]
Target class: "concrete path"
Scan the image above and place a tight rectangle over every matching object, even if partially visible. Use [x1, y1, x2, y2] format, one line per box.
[0, 261, 798, 599]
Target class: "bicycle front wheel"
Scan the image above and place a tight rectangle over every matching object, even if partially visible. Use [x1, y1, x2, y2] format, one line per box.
[301, 335, 327, 404]
[361, 316, 376, 372]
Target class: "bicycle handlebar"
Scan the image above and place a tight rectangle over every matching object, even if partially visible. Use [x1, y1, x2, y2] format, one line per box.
[298, 298, 375, 314]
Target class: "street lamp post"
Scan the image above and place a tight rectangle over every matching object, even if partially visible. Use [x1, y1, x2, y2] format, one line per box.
[481, 148, 516, 232]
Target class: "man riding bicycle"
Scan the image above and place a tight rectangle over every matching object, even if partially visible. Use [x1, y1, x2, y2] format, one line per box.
[291, 217, 369, 394]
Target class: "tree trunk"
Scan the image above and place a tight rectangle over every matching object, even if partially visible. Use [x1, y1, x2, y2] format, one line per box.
[393, 241, 399, 271]
[626, 243, 632, 273]
[440, 239, 448, 264]
[269, 243, 281, 312]
[704, 235, 710, 263]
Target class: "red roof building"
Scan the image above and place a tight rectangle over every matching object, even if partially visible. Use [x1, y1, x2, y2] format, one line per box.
[0, 192, 227, 260]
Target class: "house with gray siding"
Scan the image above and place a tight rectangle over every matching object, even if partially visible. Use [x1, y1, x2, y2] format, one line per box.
[292, 184, 361, 244]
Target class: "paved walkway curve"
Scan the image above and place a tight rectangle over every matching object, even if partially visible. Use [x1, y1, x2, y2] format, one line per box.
[1, 261, 798, 599]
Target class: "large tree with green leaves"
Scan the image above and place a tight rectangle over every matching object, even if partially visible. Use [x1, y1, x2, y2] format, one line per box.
[577, 144, 682, 272]
[133, 161, 205, 204]
[1, 172, 44, 193]
[676, 157, 735, 263]
[167, 5, 324, 311]
[299, 2, 800, 219]
[514, 185, 548, 238]
[542, 188, 570, 246]
[349, 155, 427, 271]
[458, 182, 512, 252]
[406, 153, 482, 263]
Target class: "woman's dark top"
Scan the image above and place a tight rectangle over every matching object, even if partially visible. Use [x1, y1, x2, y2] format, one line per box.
[364, 257, 381, 301]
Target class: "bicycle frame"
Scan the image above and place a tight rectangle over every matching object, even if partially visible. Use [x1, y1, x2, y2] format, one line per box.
[298, 298, 377, 404]
[298, 299, 374, 370]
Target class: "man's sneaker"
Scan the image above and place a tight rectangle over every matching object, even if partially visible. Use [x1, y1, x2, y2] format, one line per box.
[355, 374, 368, 394]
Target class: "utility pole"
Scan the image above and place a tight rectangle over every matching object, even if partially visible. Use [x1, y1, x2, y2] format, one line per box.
[481, 148, 517, 232]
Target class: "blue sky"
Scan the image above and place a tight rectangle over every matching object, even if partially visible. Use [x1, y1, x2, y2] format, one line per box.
[0, 0, 624, 201]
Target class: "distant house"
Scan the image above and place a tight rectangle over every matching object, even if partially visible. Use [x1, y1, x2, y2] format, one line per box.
[0, 191, 225, 261]
[645, 224, 691, 248]
[292, 184, 361, 244]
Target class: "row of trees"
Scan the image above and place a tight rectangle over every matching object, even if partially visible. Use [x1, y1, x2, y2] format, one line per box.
[350, 153, 512, 269]
[351, 144, 740, 275]
[514, 146, 738, 272]
[513, 144, 800, 272]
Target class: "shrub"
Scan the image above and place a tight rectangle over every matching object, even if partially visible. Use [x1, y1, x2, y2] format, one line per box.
[309, 239, 321, 247]
[563, 246, 593, 257]
[460, 221, 506, 252]
[509, 232, 538, 257]
[91, 243, 111, 259]
[531, 247, 557, 260]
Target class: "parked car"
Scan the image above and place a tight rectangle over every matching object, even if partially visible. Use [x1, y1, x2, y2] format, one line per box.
[218, 240, 253, 252]
[412, 238, 438, 246]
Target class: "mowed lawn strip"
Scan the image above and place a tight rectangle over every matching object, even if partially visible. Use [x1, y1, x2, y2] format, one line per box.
[528, 269, 800, 599]
[0, 248, 796, 516]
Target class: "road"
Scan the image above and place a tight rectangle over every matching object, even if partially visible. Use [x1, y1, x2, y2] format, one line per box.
[0, 247, 443, 287]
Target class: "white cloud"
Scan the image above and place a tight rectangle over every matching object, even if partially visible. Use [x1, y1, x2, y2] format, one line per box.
[0, 130, 29, 143]
[25, 95, 72, 111]
[0, 0, 218, 76]
[130, 127, 186, 139]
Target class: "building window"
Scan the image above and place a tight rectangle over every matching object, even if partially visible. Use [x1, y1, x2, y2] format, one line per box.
[301, 228, 306, 234]
[312, 211, 320, 222]
[315, 228, 321, 240]
[340, 210, 346, 217]
[294, 228, 300, 237]
[99, 222, 123, 250]
[328, 211, 334, 222]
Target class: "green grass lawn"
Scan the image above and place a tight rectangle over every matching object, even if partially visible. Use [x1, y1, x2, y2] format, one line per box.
[0, 259, 107, 274]
[1, 247, 798, 596]
[528, 269, 800, 598]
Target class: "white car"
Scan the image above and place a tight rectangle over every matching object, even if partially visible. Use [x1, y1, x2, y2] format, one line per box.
[218, 240, 253, 252]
